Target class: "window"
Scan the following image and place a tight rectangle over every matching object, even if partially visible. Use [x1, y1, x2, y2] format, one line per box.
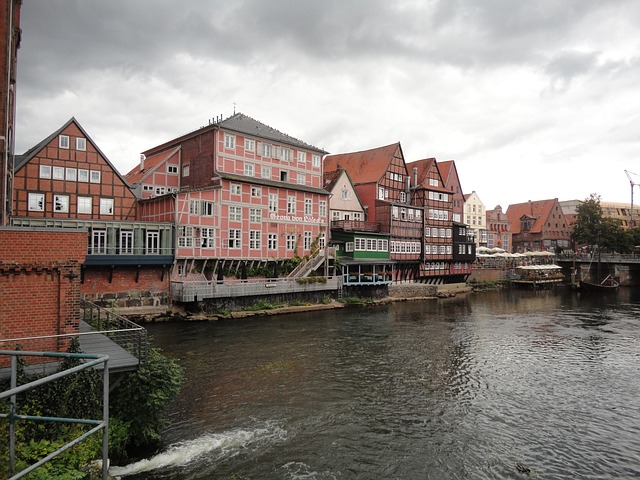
[178, 226, 194, 247]
[53, 194, 69, 213]
[298, 151, 306, 163]
[354, 238, 366, 250]
[286, 234, 296, 251]
[341, 186, 349, 200]
[244, 163, 254, 176]
[167, 165, 178, 174]
[280, 171, 288, 182]
[201, 228, 215, 248]
[304, 232, 312, 250]
[312, 154, 320, 167]
[249, 230, 261, 249]
[261, 165, 272, 179]
[53, 166, 65, 180]
[91, 229, 106, 254]
[146, 231, 160, 254]
[251, 186, 261, 197]
[224, 134, 235, 149]
[59, 135, 69, 149]
[39, 165, 51, 179]
[304, 198, 312, 215]
[261, 143, 272, 157]
[332, 211, 341, 221]
[120, 230, 134, 254]
[231, 183, 241, 195]
[319, 201, 327, 217]
[287, 196, 296, 214]
[28, 193, 45, 211]
[202, 201, 214, 216]
[392, 206, 399, 219]
[245, 139, 255, 151]
[189, 200, 200, 215]
[89, 170, 101, 183]
[78, 169, 89, 182]
[182, 165, 190, 176]
[99, 198, 114, 215]
[65, 168, 77, 181]
[229, 206, 242, 221]
[378, 239, 388, 251]
[228, 229, 241, 249]
[77, 196, 92, 214]
[280, 148, 292, 162]
[297, 173, 306, 185]
[378, 187, 385, 200]
[249, 208, 262, 223]
[268, 233, 278, 250]
[400, 191, 406, 203]
[269, 193, 278, 213]
[346, 242, 354, 252]
[76, 137, 86, 151]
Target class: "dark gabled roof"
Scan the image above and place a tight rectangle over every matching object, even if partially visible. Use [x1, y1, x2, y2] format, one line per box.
[219, 113, 326, 153]
[323, 169, 343, 192]
[14, 117, 131, 187]
[218, 172, 330, 196]
[323, 143, 403, 185]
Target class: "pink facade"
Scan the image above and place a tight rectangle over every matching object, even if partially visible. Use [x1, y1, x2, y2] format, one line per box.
[132, 113, 330, 278]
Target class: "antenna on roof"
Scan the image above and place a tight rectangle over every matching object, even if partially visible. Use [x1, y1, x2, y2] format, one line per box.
[233, 102, 236, 115]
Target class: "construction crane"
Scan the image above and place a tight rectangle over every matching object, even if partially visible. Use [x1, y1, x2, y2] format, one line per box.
[625, 170, 639, 227]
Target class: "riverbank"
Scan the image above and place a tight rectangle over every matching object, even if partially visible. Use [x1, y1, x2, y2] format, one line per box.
[122, 282, 475, 323]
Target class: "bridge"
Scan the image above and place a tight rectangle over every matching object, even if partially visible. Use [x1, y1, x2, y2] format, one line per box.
[554, 254, 640, 286]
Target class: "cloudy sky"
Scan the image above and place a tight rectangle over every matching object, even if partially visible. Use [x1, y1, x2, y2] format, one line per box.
[15, 0, 640, 208]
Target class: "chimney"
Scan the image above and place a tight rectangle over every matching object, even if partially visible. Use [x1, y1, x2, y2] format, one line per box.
[413, 167, 418, 187]
[140, 154, 146, 170]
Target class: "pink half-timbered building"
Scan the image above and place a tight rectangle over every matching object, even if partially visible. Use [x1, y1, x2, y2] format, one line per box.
[127, 113, 330, 286]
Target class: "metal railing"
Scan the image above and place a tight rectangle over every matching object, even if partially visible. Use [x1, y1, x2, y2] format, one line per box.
[0, 350, 110, 480]
[331, 220, 382, 232]
[81, 300, 148, 367]
[171, 276, 340, 302]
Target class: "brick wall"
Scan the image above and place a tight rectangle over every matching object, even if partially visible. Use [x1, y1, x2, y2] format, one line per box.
[82, 265, 170, 309]
[0, 228, 86, 366]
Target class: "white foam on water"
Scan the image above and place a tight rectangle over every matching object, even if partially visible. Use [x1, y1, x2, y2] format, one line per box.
[111, 423, 286, 477]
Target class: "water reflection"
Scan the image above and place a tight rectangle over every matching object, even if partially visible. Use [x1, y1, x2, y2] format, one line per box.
[125, 289, 640, 479]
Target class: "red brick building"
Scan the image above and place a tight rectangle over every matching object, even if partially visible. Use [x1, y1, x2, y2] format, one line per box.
[11, 118, 174, 309]
[0, 228, 85, 366]
[506, 198, 572, 253]
[324, 143, 424, 281]
[486, 205, 512, 251]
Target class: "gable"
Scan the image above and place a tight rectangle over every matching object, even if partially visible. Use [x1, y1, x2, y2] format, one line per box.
[324, 143, 403, 185]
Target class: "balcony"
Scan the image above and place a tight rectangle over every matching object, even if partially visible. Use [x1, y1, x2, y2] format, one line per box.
[11, 217, 174, 266]
[331, 220, 381, 232]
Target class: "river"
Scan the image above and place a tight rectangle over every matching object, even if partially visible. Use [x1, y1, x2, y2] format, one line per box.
[112, 289, 640, 479]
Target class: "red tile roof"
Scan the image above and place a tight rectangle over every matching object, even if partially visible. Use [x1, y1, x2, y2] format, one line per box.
[124, 146, 180, 185]
[323, 143, 401, 184]
[505, 198, 560, 235]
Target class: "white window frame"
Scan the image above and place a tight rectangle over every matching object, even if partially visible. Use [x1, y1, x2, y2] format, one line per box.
[269, 193, 278, 213]
[249, 208, 262, 223]
[231, 183, 241, 195]
[229, 206, 242, 222]
[146, 231, 160, 254]
[298, 151, 307, 163]
[312, 154, 320, 167]
[319, 201, 327, 217]
[99, 198, 114, 215]
[120, 230, 134, 254]
[286, 234, 296, 251]
[245, 138, 255, 151]
[261, 165, 272, 179]
[39, 165, 51, 179]
[53, 194, 69, 213]
[78, 169, 89, 182]
[201, 228, 215, 248]
[91, 229, 107, 254]
[90, 170, 101, 183]
[297, 173, 306, 185]
[268, 233, 278, 250]
[304, 198, 312, 215]
[28, 193, 45, 211]
[65, 168, 77, 181]
[224, 133, 236, 149]
[59, 135, 69, 149]
[244, 163, 255, 176]
[287, 196, 296, 214]
[251, 186, 262, 198]
[76, 137, 86, 151]
[167, 165, 178, 174]
[249, 230, 261, 250]
[77, 196, 92, 214]
[52, 166, 65, 180]
[304, 231, 312, 250]
[182, 165, 190, 176]
[228, 229, 241, 249]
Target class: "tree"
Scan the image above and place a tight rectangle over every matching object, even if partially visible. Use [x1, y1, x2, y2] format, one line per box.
[571, 193, 604, 248]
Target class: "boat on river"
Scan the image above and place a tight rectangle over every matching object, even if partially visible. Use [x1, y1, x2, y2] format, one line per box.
[580, 274, 619, 292]
[511, 264, 565, 289]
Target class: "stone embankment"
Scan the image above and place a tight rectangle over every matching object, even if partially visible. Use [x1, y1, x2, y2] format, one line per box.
[122, 282, 473, 323]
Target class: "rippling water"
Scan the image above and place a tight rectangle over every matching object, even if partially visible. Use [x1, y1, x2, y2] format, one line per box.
[116, 289, 640, 479]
